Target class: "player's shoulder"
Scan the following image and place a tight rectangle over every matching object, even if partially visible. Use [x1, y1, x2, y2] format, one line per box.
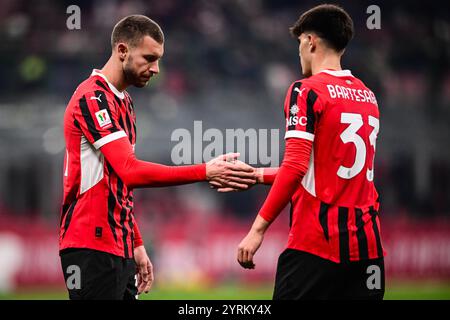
[286, 76, 324, 95]
[75, 75, 115, 100]
[287, 78, 310, 90]
[284, 78, 323, 105]
[66, 75, 119, 117]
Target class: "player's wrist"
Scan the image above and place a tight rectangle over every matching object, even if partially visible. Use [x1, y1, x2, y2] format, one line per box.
[197, 163, 207, 180]
[251, 214, 270, 234]
[255, 168, 264, 184]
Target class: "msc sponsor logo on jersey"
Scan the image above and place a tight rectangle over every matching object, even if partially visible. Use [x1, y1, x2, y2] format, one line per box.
[327, 84, 378, 105]
[286, 115, 307, 127]
[286, 104, 307, 126]
[95, 109, 112, 128]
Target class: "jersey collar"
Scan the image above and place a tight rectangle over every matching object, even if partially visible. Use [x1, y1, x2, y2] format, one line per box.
[319, 69, 354, 77]
[91, 69, 125, 99]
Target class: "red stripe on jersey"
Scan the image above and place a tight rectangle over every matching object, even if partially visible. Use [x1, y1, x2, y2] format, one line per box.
[318, 202, 329, 242]
[327, 206, 340, 262]
[365, 210, 379, 260]
[111, 171, 132, 258]
[355, 207, 369, 260]
[370, 207, 384, 258]
[60, 199, 78, 240]
[337, 207, 350, 262]
[104, 163, 118, 243]
[126, 194, 137, 250]
[347, 207, 360, 261]
[78, 96, 101, 143]
[116, 178, 128, 258]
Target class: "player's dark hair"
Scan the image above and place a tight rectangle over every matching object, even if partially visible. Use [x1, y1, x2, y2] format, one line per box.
[290, 4, 354, 52]
[111, 15, 164, 49]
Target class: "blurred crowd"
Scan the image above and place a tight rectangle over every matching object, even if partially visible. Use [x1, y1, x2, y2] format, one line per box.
[0, 0, 449, 222]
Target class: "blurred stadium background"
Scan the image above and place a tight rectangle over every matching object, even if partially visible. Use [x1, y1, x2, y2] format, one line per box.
[0, 0, 449, 299]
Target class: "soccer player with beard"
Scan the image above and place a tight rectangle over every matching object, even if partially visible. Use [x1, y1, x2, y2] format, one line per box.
[60, 15, 256, 300]
[234, 4, 386, 299]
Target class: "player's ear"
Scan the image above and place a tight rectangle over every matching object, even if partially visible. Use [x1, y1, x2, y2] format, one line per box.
[117, 43, 129, 62]
[308, 34, 317, 53]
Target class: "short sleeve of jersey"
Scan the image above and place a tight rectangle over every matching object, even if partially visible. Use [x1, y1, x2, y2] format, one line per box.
[73, 90, 127, 149]
[283, 81, 321, 141]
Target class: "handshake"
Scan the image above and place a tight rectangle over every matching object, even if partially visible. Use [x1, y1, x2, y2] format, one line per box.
[205, 152, 263, 192]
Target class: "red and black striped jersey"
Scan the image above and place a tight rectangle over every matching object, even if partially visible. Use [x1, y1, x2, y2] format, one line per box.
[60, 69, 139, 258]
[283, 69, 385, 263]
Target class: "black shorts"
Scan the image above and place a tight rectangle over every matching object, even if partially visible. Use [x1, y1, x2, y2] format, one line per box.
[60, 248, 137, 300]
[273, 249, 385, 300]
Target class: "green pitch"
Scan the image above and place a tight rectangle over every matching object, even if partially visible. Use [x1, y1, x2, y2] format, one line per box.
[0, 281, 449, 300]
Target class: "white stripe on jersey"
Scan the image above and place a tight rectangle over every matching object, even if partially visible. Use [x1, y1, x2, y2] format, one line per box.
[301, 145, 316, 197]
[93, 130, 127, 149]
[284, 130, 315, 141]
[80, 135, 104, 194]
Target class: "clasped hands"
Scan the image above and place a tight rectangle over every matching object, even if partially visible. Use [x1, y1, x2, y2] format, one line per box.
[206, 153, 262, 192]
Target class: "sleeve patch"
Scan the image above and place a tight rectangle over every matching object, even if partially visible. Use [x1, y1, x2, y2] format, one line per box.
[95, 109, 112, 128]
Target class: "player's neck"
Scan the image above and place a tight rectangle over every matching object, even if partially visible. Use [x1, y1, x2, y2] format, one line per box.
[311, 54, 342, 76]
[100, 57, 128, 92]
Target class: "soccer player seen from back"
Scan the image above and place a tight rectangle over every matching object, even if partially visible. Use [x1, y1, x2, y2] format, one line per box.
[235, 4, 386, 300]
[60, 15, 256, 300]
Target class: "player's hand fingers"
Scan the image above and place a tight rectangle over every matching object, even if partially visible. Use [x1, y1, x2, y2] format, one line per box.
[227, 176, 256, 185]
[221, 152, 240, 162]
[242, 249, 249, 264]
[241, 249, 255, 269]
[237, 246, 244, 266]
[140, 263, 149, 282]
[226, 174, 257, 185]
[145, 261, 154, 293]
[209, 181, 223, 188]
[237, 231, 262, 269]
[138, 281, 146, 294]
[136, 260, 150, 294]
[212, 177, 243, 189]
[237, 244, 253, 269]
[239, 251, 254, 269]
[217, 187, 238, 193]
[246, 251, 255, 269]
[223, 178, 256, 190]
[212, 176, 254, 190]
[139, 272, 149, 293]
[229, 160, 255, 173]
[137, 273, 146, 294]
[227, 167, 257, 177]
[223, 181, 249, 190]
[229, 165, 254, 173]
